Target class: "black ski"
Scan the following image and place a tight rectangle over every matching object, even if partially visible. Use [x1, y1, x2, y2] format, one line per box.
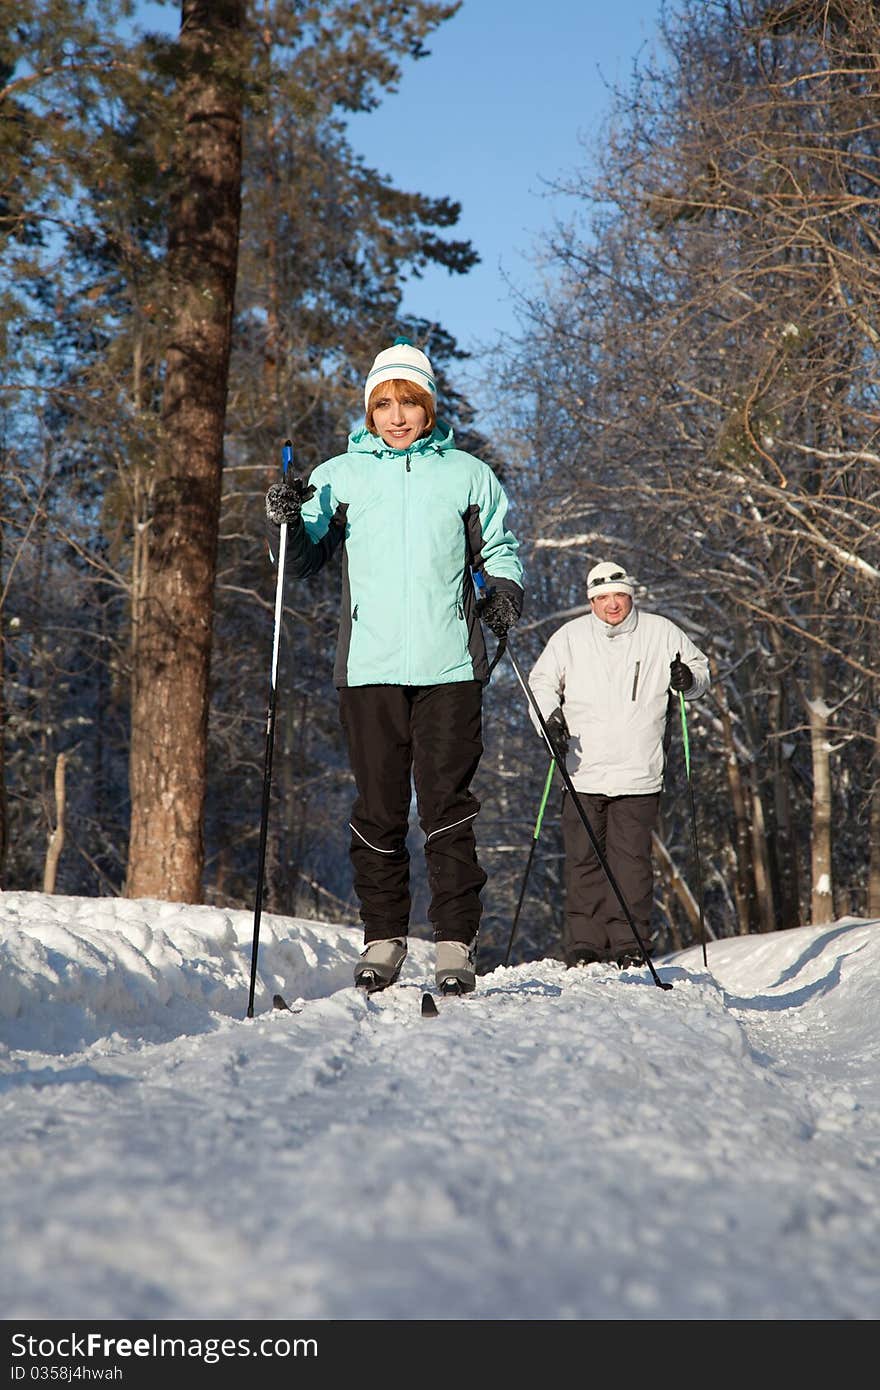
[271, 993, 301, 1014]
[421, 981, 468, 1016]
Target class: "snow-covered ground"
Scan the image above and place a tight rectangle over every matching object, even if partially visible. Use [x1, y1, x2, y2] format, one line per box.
[1, 890, 877, 1322]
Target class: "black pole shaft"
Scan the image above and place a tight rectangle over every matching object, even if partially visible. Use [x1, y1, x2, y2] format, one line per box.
[247, 690, 279, 1018]
[505, 639, 672, 991]
[505, 837, 538, 967]
[505, 758, 555, 967]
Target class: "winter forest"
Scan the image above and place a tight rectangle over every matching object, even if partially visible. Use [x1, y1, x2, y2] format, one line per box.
[2, 0, 879, 968]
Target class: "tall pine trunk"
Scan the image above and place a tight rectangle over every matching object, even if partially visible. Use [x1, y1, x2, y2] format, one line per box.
[126, 0, 244, 901]
[0, 492, 6, 889]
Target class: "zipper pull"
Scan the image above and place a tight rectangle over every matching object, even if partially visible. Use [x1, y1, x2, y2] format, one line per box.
[352, 604, 359, 621]
[406, 451, 411, 472]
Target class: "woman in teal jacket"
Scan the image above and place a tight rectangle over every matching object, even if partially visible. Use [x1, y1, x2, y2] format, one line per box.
[266, 339, 524, 995]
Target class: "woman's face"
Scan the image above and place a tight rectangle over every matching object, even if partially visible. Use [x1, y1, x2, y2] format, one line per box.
[371, 390, 429, 450]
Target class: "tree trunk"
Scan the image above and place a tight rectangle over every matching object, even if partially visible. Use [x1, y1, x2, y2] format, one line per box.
[807, 649, 834, 924]
[767, 630, 801, 928]
[126, 0, 244, 901]
[0, 490, 6, 889]
[748, 776, 776, 934]
[651, 829, 705, 945]
[711, 658, 756, 934]
[43, 753, 68, 894]
[869, 712, 880, 917]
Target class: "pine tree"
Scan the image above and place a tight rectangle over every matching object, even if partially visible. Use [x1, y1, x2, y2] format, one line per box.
[1, 1, 479, 904]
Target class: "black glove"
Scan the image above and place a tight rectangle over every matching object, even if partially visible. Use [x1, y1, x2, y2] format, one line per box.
[669, 653, 694, 692]
[266, 477, 316, 526]
[476, 588, 519, 640]
[545, 707, 570, 760]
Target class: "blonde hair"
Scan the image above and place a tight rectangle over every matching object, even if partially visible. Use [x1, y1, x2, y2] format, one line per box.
[366, 378, 436, 437]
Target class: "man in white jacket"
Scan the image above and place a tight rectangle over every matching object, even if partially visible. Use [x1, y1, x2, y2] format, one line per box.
[529, 561, 710, 970]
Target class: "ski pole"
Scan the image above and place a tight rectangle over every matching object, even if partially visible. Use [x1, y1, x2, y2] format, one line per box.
[678, 687, 708, 968]
[505, 639, 670, 990]
[505, 758, 555, 966]
[246, 439, 293, 1019]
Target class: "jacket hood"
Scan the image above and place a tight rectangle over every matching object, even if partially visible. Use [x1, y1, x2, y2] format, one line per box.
[347, 420, 455, 458]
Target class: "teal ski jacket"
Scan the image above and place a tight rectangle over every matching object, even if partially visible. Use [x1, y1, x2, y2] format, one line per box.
[287, 422, 524, 688]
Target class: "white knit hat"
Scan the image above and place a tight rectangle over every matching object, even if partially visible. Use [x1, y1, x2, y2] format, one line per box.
[364, 337, 437, 411]
[587, 560, 636, 599]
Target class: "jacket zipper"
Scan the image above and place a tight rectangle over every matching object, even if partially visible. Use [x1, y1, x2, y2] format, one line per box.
[403, 452, 411, 676]
[631, 662, 640, 700]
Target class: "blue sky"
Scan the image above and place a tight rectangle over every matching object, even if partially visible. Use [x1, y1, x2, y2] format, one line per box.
[137, 1, 666, 392]
[346, 0, 666, 378]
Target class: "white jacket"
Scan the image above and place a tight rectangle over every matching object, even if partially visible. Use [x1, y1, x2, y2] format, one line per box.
[528, 606, 710, 795]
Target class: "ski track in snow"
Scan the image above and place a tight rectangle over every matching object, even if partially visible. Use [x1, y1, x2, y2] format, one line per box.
[0, 893, 878, 1321]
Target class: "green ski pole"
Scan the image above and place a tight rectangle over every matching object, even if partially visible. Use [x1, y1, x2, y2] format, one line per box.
[505, 759, 556, 967]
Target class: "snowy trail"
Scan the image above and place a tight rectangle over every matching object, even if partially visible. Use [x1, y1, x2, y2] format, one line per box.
[2, 902, 878, 1322]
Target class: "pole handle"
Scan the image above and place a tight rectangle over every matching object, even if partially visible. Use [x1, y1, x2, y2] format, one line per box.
[678, 685, 691, 778]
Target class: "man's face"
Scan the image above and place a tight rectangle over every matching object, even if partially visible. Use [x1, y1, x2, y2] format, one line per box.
[590, 591, 633, 626]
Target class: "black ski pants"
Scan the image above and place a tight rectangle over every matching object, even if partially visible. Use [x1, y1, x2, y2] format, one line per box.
[337, 682, 487, 945]
[560, 789, 660, 958]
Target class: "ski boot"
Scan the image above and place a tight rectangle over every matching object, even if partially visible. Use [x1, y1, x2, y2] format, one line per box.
[434, 939, 477, 996]
[354, 938, 407, 993]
